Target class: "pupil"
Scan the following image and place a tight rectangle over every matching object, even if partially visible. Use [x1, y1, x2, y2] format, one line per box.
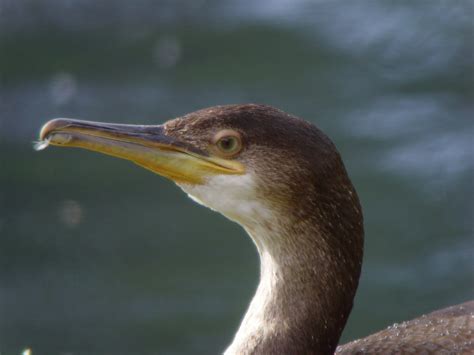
[221, 137, 234, 150]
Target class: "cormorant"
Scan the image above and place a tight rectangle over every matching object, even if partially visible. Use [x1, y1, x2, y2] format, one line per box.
[38, 104, 473, 354]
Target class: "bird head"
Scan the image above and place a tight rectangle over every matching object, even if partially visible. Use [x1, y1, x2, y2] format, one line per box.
[38, 104, 354, 236]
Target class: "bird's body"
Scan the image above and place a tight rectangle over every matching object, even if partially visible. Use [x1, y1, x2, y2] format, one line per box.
[337, 301, 474, 354]
[38, 104, 473, 354]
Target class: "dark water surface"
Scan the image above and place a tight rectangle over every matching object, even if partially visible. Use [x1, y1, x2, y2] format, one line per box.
[1, 1, 473, 354]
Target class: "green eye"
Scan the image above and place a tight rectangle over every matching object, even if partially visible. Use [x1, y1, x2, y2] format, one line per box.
[217, 136, 238, 152]
[213, 130, 242, 157]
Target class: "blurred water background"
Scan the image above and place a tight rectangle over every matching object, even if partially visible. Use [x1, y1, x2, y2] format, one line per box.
[1, 1, 473, 354]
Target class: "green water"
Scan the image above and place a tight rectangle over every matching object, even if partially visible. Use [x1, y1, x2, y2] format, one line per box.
[1, 1, 473, 354]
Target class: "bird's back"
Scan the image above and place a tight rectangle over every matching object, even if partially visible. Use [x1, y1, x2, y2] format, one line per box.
[336, 301, 474, 354]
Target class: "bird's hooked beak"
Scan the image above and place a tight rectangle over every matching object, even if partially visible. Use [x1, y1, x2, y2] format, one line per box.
[38, 118, 245, 184]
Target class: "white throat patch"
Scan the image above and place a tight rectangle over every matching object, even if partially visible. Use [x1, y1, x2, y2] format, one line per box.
[177, 173, 274, 230]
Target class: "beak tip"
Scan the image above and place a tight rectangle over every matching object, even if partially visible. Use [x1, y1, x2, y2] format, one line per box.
[39, 118, 71, 140]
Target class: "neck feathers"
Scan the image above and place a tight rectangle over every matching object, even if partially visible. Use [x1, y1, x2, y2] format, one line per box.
[226, 174, 363, 355]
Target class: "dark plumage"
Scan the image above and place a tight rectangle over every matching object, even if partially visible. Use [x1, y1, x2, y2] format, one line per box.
[38, 104, 473, 354]
[337, 301, 474, 354]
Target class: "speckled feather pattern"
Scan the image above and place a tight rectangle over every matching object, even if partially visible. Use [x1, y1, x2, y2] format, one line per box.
[337, 301, 474, 354]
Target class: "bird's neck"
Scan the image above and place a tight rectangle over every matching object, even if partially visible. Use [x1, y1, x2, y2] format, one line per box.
[225, 210, 363, 355]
